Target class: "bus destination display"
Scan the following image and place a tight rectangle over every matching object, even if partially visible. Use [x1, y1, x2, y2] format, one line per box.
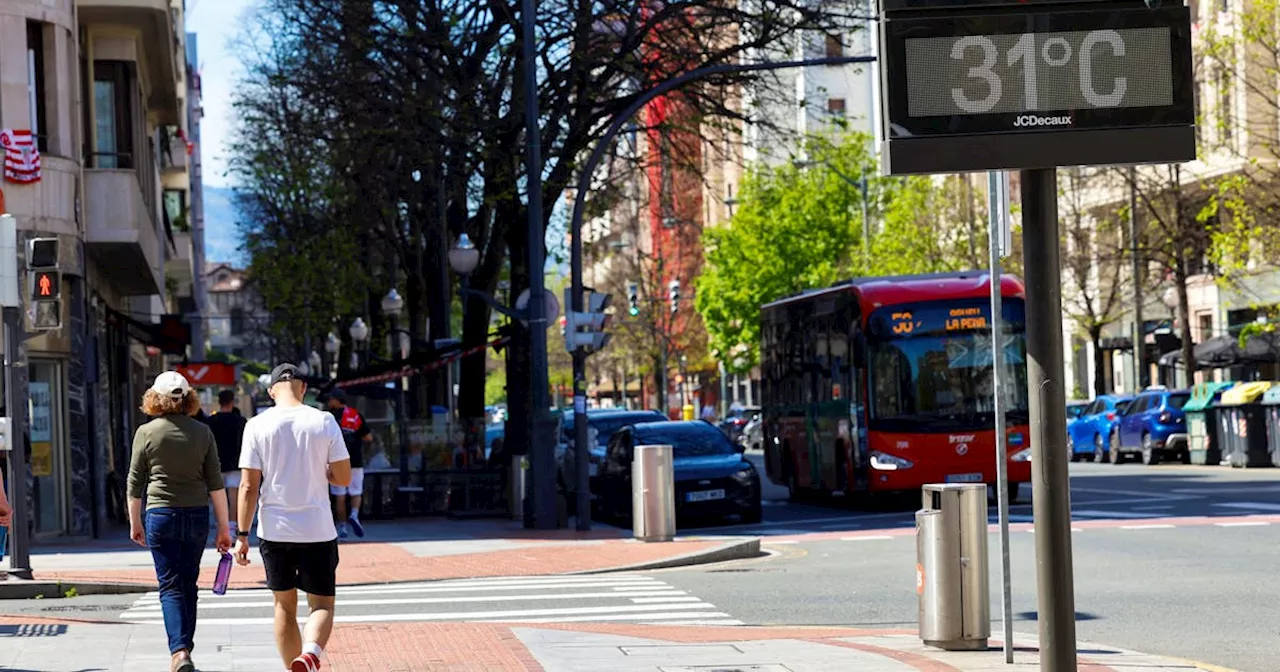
[881, 305, 1006, 337]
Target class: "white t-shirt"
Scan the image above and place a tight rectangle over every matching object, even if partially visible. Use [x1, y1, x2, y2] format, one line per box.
[240, 404, 350, 543]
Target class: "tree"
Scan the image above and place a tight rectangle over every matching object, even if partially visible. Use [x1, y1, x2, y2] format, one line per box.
[695, 132, 978, 373]
[1059, 167, 1129, 396]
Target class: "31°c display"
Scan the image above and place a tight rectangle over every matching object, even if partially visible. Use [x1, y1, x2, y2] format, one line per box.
[877, 4, 1196, 174]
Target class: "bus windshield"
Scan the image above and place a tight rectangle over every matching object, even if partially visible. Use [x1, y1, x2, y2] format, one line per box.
[867, 299, 1029, 433]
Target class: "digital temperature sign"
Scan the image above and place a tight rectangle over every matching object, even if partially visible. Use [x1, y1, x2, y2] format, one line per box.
[878, 4, 1195, 174]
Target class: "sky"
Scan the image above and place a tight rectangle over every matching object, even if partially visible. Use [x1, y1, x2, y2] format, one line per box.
[188, 0, 255, 265]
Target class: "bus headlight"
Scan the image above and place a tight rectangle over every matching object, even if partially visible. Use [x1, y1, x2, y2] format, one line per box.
[1010, 448, 1033, 462]
[870, 451, 914, 471]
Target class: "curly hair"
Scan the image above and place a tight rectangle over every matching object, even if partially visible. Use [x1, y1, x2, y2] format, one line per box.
[140, 390, 201, 417]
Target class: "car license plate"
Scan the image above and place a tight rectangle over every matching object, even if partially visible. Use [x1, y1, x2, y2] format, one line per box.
[686, 489, 726, 503]
[945, 473, 983, 483]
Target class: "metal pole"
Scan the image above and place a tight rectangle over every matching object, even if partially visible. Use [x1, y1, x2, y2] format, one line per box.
[572, 349, 591, 530]
[987, 170, 1013, 664]
[860, 173, 871, 257]
[394, 316, 410, 490]
[4, 306, 30, 577]
[1128, 167, 1145, 392]
[520, 0, 557, 529]
[1020, 168, 1077, 670]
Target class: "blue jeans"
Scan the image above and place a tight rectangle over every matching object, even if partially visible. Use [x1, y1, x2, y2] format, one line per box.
[146, 507, 209, 654]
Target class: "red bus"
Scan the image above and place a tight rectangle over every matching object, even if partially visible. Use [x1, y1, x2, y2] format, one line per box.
[760, 271, 1032, 502]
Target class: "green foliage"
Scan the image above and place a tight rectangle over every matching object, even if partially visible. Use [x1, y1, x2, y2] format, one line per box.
[695, 133, 971, 374]
[484, 362, 507, 405]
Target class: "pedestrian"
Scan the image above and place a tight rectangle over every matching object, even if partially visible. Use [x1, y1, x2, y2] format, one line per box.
[204, 390, 247, 537]
[234, 363, 351, 672]
[127, 371, 232, 672]
[0, 450, 10, 569]
[323, 388, 370, 539]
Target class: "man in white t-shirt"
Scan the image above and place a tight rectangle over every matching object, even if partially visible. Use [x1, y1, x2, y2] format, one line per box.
[234, 363, 351, 672]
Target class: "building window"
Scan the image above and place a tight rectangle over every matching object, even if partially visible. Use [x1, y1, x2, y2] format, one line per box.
[26, 22, 48, 153]
[1219, 68, 1233, 145]
[230, 307, 245, 336]
[827, 98, 847, 116]
[163, 190, 188, 231]
[825, 34, 844, 59]
[92, 61, 133, 169]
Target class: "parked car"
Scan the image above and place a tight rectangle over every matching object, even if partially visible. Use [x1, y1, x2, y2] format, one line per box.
[1113, 386, 1192, 464]
[596, 420, 763, 525]
[1066, 401, 1089, 420]
[718, 406, 760, 443]
[556, 408, 667, 498]
[1067, 395, 1134, 462]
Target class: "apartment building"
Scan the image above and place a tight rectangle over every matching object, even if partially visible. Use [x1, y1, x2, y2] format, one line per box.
[1059, 0, 1280, 396]
[0, 0, 200, 540]
[205, 262, 271, 364]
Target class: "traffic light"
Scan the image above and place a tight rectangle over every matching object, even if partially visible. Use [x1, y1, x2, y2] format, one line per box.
[627, 282, 640, 316]
[563, 287, 613, 353]
[668, 279, 680, 314]
[26, 237, 59, 330]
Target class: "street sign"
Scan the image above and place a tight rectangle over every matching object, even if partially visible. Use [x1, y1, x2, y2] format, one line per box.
[175, 362, 238, 387]
[878, 4, 1195, 174]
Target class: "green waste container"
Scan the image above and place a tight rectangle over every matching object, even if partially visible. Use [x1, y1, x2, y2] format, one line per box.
[1186, 382, 1237, 466]
[1216, 382, 1274, 468]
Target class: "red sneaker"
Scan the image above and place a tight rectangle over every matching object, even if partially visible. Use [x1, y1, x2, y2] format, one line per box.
[290, 653, 321, 672]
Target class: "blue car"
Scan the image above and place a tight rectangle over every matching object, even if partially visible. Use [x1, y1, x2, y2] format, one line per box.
[1068, 395, 1135, 462]
[595, 420, 762, 525]
[1114, 387, 1192, 465]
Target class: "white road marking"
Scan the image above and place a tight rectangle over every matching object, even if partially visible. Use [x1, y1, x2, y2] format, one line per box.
[629, 597, 704, 604]
[1072, 510, 1166, 519]
[123, 590, 690, 613]
[1214, 502, 1280, 512]
[127, 602, 725, 626]
[841, 535, 895, 542]
[1119, 524, 1176, 530]
[1215, 521, 1270, 527]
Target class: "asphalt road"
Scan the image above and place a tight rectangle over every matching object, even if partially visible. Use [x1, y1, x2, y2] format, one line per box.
[656, 457, 1280, 672]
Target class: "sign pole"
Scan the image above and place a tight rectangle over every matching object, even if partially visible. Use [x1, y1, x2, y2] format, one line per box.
[987, 170, 1014, 664]
[1021, 168, 1077, 670]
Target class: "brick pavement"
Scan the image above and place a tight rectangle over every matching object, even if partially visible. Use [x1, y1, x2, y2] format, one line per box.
[34, 538, 729, 589]
[0, 615, 1227, 671]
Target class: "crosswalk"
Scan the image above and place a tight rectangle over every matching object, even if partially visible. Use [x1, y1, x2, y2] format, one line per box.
[117, 574, 744, 627]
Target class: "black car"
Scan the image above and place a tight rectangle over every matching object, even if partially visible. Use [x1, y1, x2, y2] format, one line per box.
[595, 420, 762, 525]
[557, 408, 666, 495]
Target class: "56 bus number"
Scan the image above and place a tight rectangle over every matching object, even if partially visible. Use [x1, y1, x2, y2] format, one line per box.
[951, 30, 1129, 114]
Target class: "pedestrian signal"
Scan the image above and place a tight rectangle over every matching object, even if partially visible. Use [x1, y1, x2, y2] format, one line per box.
[30, 270, 59, 300]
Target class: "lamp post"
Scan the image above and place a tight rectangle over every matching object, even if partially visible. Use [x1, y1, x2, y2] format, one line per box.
[325, 331, 340, 378]
[382, 288, 410, 489]
[349, 317, 369, 375]
[308, 350, 322, 378]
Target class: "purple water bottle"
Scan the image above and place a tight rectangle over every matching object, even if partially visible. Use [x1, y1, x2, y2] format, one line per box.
[212, 552, 232, 595]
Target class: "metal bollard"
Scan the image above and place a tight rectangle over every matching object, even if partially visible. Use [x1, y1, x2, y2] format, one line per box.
[916, 483, 990, 651]
[510, 454, 528, 521]
[632, 444, 675, 541]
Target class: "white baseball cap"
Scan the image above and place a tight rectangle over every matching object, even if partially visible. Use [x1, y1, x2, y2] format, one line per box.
[150, 371, 192, 397]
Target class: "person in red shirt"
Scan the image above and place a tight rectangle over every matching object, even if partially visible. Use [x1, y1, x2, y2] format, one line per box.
[324, 389, 371, 539]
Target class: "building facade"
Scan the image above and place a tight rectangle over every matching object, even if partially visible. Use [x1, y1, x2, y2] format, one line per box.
[205, 262, 272, 365]
[0, 0, 201, 542]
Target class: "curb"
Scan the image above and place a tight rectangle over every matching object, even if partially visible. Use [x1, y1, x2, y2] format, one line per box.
[565, 537, 763, 574]
[0, 579, 153, 600]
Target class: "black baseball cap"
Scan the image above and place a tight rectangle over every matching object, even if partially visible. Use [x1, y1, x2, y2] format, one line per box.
[269, 363, 302, 386]
[326, 388, 348, 403]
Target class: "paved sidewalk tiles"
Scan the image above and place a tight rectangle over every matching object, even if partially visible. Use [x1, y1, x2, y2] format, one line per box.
[0, 615, 1228, 671]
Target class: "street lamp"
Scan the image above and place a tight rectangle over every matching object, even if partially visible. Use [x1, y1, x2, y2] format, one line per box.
[448, 233, 480, 276]
[349, 318, 369, 370]
[308, 350, 322, 374]
[325, 331, 340, 378]
[381, 288, 411, 490]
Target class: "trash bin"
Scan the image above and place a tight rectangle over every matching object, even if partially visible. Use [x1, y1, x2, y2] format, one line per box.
[1263, 388, 1280, 468]
[916, 483, 990, 651]
[1186, 382, 1236, 466]
[1217, 382, 1274, 468]
[633, 444, 675, 542]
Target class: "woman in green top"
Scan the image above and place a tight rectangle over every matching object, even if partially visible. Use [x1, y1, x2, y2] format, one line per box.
[127, 371, 232, 672]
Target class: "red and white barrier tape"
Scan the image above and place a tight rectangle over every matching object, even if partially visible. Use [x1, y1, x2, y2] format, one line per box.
[336, 336, 511, 387]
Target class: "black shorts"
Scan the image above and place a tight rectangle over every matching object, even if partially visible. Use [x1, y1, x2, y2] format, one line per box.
[259, 538, 339, 596]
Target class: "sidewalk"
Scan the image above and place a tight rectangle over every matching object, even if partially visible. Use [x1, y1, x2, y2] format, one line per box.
[0, 518, 759, 595]
[0, 615, 1233, 671]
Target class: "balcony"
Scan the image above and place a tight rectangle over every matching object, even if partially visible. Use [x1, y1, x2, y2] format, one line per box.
[79, 0, 180, 124]
[165, 230, 194, 291]
[84, 169, 162, 296]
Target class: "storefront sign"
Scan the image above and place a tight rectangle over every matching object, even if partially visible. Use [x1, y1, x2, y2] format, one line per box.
[29, 380, 52, 477]
[30, 441, 51, 477]
[175, 362, 237, 387]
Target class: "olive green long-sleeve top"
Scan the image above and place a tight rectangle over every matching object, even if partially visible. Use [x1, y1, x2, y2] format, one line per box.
[127, 415, 225, 509]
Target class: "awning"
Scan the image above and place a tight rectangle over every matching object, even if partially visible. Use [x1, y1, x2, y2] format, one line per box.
[1193, 336, 1242, 368]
